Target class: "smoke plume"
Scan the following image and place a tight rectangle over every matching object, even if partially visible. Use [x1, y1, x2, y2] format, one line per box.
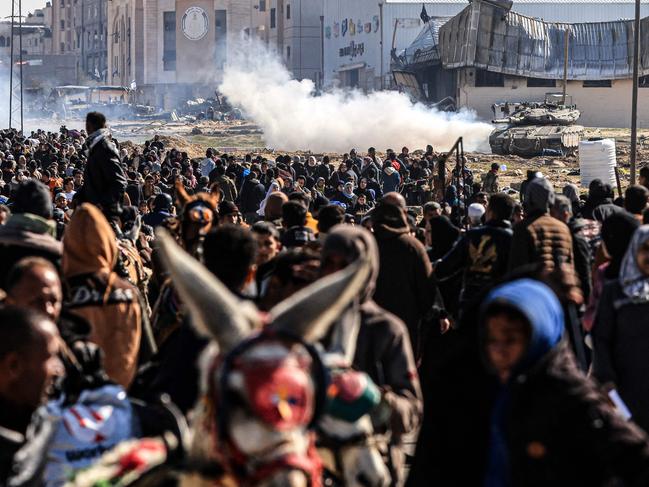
[219, 40, 492, 153]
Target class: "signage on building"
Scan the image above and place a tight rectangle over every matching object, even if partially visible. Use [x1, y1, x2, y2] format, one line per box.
[181, 6, 209, 41]
[327, 15, 379, 39]
[339, 41, 364, 58]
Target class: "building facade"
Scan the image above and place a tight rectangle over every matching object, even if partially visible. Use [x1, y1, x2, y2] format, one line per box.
[80, 0, 108, 80]
[51, 0, 108, 82]
[324, 0, 649, 91]
[108, 0, 253, 107]
[250, 0, 323, 84]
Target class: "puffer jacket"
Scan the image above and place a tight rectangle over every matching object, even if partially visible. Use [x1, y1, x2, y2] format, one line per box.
[508, 211, 577, 294]
[63, 204, 142, 388]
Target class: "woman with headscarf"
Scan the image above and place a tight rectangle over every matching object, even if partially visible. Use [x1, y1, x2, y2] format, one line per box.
[583, 212, 639, 331]
[313, 177, 327, 199]
[410, 278, 649, 486]
[355, 177, 376, 204]
[332, 182, 358, 212]
[256, 178, 283, 217]
[593, 225, 649, 433]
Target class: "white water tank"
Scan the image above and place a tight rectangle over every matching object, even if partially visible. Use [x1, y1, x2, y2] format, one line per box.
[579, 139, 617, 188]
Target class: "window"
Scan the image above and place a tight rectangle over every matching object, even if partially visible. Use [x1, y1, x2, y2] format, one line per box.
[215, 9, 227, 67]
[639, 75, 649, 88]
[527, 78, 556, 88]
[583, 79, 611, 88]
[287, 4, 290, 19]
[286, 45, 290, 60]
[163, 11, 176, 71]
[0, 36, 5, 47]
[475, 69, 504, 87]
[60, 41, 65, 51]
[60, 19, 65, 29]
[259, 0, 266, 12]
[270, 8, 276, 28]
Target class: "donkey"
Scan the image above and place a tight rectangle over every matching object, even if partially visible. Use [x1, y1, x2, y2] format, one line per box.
[153, 228, 372, 487]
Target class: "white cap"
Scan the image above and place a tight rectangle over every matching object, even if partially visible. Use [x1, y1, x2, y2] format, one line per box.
[468, 203, 486, 223]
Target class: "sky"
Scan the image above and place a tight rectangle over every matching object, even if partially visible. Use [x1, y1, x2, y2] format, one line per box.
[0, 0, 48, 21]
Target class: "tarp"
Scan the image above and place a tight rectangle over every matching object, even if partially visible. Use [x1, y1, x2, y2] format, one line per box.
[400, 17, 452, 66]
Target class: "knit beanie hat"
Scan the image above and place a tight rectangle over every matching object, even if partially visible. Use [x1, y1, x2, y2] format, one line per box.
[12, 180, 53, 219]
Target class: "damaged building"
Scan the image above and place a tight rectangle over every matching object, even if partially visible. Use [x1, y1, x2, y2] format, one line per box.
[395, 0, 649, 128]
[107, 0, 251, 108]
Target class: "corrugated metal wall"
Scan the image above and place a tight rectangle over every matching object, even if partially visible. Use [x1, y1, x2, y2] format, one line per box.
[324, 0, 649, 88]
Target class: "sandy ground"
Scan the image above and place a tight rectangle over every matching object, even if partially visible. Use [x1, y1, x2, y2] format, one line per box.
[29, 116, 649, 197]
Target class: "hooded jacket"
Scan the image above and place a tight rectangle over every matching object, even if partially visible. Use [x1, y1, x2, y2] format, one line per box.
[382, 166, 400, 194]
[62, 204, 142, 388]
[322, 226, 422, 484]
[371, 203, 443, 353]
[481, 279, 649, 487]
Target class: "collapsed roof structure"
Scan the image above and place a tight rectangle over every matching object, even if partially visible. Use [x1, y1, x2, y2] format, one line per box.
[437, 0, 649, 80]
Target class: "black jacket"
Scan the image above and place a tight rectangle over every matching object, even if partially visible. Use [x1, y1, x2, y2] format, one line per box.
[504, 342, 649, 487]
[435, 220, 513, 307]
[593, 280, 649, 433]
[76, 130, 127, 215]
[238, 176, 265, 214]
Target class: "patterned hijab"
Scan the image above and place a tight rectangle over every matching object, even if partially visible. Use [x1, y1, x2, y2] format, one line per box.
[620, 225, 649, 303]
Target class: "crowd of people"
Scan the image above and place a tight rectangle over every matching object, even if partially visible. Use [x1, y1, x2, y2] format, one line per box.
[2, 111, 649, 486]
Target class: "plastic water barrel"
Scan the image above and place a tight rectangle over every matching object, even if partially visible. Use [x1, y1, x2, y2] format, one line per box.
[579, 139, 617, 188]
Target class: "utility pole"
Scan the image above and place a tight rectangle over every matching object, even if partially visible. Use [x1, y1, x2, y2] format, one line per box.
[319, 15, 324, 90]
[378, 1, 384, 89]
[630, 0, 641, 185]
[8, 0, 24, 132]
[562, 28, 569, 105]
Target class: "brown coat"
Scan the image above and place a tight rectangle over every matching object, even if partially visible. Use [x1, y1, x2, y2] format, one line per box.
[372, 204, 440, 353]
[63, 204, 142, 388]
[509, 211, 575, 272]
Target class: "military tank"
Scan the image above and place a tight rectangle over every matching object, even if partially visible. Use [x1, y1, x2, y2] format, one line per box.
[489, 94, 585, 157]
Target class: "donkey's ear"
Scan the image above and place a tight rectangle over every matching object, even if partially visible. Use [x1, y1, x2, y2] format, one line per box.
[175, 178, 191, 208]
[267, 257, 370, 343]
[155, 228, 259, 352]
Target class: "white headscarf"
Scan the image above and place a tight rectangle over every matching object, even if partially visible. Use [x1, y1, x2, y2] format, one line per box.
[257, 180, 281, 216]
[620, 225, 649, 303]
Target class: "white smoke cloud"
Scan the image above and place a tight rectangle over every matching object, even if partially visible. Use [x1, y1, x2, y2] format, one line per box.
[219, 39, 492, 153]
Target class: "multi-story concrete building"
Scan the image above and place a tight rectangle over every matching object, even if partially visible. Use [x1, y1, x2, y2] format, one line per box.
[80, 0, 108, 80]
[252, 0, 323, 84]
[51, 0, 108, 82]
[108, 0, 253, 107]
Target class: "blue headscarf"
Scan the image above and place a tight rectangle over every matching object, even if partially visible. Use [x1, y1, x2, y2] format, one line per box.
[482, 279, 564, 487]
[484, 278, 564, 369]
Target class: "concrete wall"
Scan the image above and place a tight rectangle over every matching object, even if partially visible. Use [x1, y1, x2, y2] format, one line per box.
[456, 69, 649, 128]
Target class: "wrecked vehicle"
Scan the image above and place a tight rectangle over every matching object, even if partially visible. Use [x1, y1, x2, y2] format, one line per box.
[489, 94, 585, 157]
